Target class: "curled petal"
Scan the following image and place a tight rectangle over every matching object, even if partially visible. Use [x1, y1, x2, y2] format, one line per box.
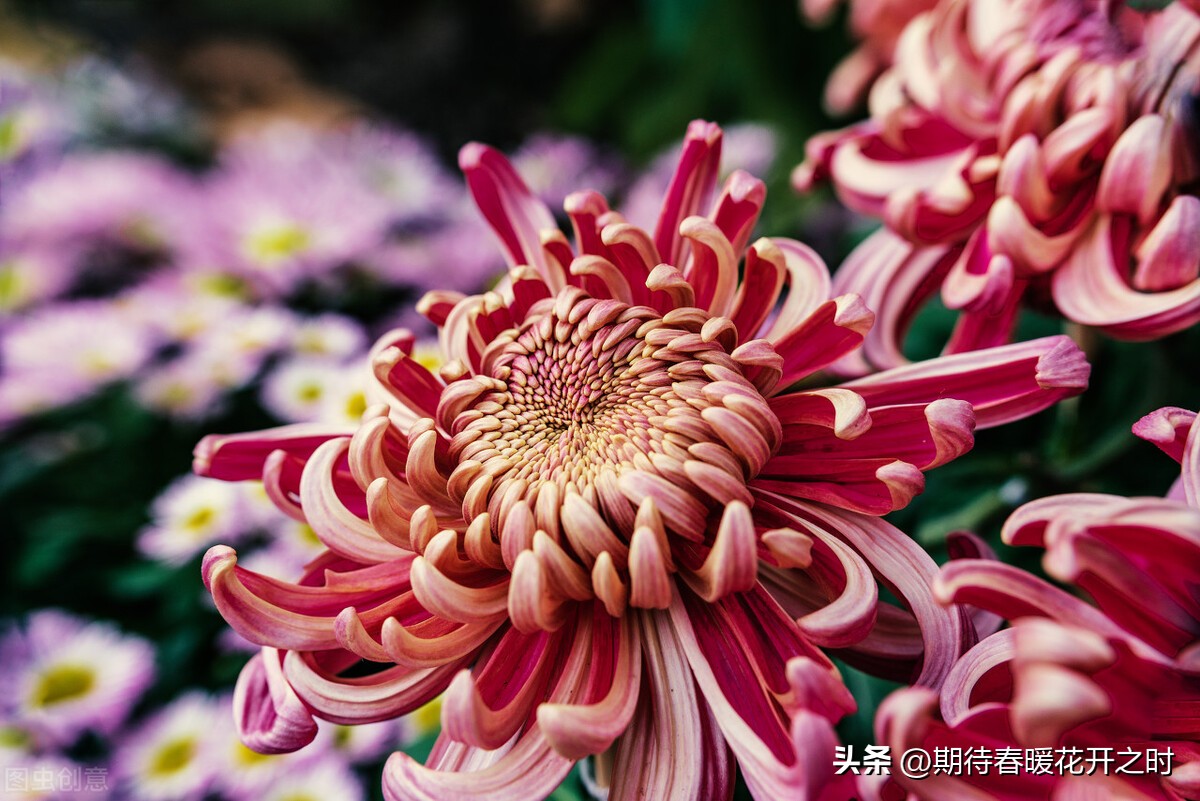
[302, 438, 407, 564]
[441, 626, 561, 749]
[685, 501, 758, 602]
[382, 616, 501, 670]
[654, 120, 723, 270]
[1133, 195, 1200, 293]
[508, 551, 573, 633]
[730, 237, 788, 343]
[680, 216, 739, 317]
[1097, 114, 1173, 225]
[203, 546, 339, 651]
[538, 610, 641, 760]
[409, 556, 509, 625]
[1053, 217, 1200, 339]
[283, 648, 464, 726]
[1132, 406, 1197, 465]
[760, 238, 834, 343]
[233, 649, 317, 754]
[711, 169, 765, 257]
[382, 611, 603, 801]
[770, 294, 875, 390]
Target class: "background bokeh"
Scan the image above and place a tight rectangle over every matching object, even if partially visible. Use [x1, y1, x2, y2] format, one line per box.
[2, 1, 1198, 799]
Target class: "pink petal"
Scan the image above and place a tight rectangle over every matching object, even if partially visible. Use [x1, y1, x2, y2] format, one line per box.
[301, 438, 407, 564]
[770, 294, 875, 390]
[654, 120, 723, 270]
[283, 647, 465, 725]
[1132, 407, 1197, 465]
[710, 169, 766, 257]
[1052, 217, 1200, 339]
[538, 607, 641, 759]
[459, 142, 556, 279]
[442, 626, 562, 749]
[1097, 114, 1173, 225]
[233, 649, 318, 754]
[841, 335, 1089, 429]
[608, 609, 733, 801]
[194, 424, 351, 481]
[1133, 194, 1200, 292]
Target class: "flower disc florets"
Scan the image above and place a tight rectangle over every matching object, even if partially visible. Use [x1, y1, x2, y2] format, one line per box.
[447, 287, 778, 548]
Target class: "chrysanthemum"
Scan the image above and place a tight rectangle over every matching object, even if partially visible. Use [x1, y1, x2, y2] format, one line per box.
[0, 246, 73, 313]
[311, 718, 403, 766]
[289, 314, 367, 361]
[197, 121, 1088, 800]
[0, 151, 194, 260]
[797, 0, 1200, 368]
[799, 0, 938, 115]
[873, 406, 1200, 800]
[0, 611, 154, 747]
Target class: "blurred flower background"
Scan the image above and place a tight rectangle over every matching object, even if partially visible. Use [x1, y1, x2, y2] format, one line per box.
[1, 0, 1198, 799]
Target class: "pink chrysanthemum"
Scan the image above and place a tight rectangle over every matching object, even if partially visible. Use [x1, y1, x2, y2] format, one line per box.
[797, 0, 1200, 369]
[800, 0, 939, 115]
[196, 121, 1088, 801]
[873, 406, 1200, 800]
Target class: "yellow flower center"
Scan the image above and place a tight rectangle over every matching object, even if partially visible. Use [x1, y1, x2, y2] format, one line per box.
[247, 224, 311, 264]
[149, 737, 196, 777]
[233, 741, 274, 767]
[184, 507, 215, 531]
[32, 664, 95, 707]
[344, 391, 368, 420]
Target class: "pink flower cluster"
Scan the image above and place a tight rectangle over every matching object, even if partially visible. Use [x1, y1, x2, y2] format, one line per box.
[875, 406, 1200, 801]
[798, 0, 1200, 370]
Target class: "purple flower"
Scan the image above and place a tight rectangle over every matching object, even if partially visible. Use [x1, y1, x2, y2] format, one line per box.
[138, 475, 256, 566]
[0, 611, 154, 747]
[0, 300, 159, 425]
[111, 693, 222, 801]
[188, 125, 397, 296]
[1, 151, 195, 260]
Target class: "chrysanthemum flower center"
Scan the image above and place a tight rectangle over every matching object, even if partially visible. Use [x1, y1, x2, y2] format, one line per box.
[445, 287, 780, 548]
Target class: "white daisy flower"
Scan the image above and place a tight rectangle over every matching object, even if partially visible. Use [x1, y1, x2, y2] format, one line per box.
[290, 314, 366, 360]
[138, 475, 250, 566]
[260, 358, 346, 423]
[112, 693, 221, 801]
[0, 611, 154, 747]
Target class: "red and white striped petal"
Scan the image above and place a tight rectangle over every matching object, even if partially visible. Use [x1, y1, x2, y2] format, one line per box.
[459, 142, 557, 280]
[607, 609, 734, 801]
[841, 335, 1089, 428]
